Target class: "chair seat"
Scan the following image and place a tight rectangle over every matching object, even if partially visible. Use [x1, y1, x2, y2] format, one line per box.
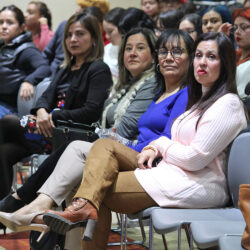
[152, 207, 243, 234]
[128, 206, 159, 220]
[191, 220, 245, 249]
[219, 235, 244, 250]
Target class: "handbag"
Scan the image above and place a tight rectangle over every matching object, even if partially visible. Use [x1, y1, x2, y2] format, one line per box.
[52, 120, 99, 151]
[238, 184, 250, 250]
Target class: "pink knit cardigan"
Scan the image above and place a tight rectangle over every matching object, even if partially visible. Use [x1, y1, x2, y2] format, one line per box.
[135, 93, 247, 208]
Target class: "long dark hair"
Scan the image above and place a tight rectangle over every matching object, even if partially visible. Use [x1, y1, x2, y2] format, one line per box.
[187, 32, 238, 128]
[158, 9, 184, 30]
[154, 29, 194, 98]
[118, 8, 155, 35]
[104, 7, 125, 26]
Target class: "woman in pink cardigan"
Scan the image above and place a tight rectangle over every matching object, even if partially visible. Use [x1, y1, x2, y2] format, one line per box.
[1, 32, 247, 248]
[25, 1, 54, 51]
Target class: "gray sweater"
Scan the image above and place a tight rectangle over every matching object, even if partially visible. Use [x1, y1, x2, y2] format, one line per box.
[102, 68, 159, 140]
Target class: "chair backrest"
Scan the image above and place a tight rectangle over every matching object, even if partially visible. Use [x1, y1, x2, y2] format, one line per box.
[227, 129, 250, 207]
[17, 77, 51, 117]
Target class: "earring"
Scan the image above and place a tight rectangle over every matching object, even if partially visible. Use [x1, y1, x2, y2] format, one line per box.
[93, 42, 96, 47]
[157, 64, 160, 72]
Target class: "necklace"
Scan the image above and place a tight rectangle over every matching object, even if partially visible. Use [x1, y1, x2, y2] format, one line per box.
[156, 87, 180, 103]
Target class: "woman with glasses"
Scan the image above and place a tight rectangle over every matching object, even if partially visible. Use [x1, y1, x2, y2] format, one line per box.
[42, 32, 248, 249]
[179, 13, 202, 41]
[233, 7, 250, 98]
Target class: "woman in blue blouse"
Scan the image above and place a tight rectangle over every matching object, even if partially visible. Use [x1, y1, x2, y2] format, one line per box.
[0, 30, 194, 232]
[132, 87, 188, 152]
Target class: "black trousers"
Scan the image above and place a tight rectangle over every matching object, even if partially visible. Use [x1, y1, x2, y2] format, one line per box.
[0, 114, 69, 201]
[0, 115, 35, 199]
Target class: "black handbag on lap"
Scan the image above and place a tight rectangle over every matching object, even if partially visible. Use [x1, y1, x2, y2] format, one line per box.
[52, 120, 99, 151]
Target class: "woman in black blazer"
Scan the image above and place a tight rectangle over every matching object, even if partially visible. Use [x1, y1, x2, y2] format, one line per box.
[0, 11, 112, 199]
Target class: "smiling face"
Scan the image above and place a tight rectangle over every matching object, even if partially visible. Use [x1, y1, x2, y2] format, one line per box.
[234, 16, 250, 51]
[0, 10, 24, 44]
[65, 21, 93, 62]
[25, 3, 41, 30]
[123, 33, 154, 78]
[194, 40, 221, 87]
[158, 37, 189, 83]
[103, 20, 122, 46]
[179, 19, 198, 41]
[202, 10, 223, 33]
[142, 0, 159, 18]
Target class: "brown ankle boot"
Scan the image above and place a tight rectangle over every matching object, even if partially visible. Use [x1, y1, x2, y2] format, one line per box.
[239, 184, 250, 250]
[43, 198, 98, 241]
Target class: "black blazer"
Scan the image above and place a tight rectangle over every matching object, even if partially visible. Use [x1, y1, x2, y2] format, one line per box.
[31, 60, 113, 124]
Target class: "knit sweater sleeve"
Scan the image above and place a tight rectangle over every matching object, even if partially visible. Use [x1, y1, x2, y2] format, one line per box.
[152, 94, 247, 171]
[33, 24, 54, 51]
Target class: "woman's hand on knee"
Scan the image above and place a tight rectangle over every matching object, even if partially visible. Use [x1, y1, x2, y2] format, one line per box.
[19, 82, 34, 101]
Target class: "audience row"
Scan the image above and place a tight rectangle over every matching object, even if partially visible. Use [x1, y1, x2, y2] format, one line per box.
[0, 0, 249, 249]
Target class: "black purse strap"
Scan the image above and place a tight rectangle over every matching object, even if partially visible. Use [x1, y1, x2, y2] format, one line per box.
[55, 120, 98, 131]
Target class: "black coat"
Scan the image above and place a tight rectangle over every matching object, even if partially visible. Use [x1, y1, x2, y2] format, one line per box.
[31, 60, 113, 124]
[0, 32, 51, 107]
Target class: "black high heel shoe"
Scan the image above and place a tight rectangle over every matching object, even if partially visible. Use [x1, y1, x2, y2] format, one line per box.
[0, 222, 6, 235]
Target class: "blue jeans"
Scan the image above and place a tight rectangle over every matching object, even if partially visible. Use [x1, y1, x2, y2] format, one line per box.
[0, 102, 17, 119]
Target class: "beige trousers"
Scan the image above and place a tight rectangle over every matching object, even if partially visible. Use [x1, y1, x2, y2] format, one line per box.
[38, 140, 93, 205]
[73, 138, 157, 250]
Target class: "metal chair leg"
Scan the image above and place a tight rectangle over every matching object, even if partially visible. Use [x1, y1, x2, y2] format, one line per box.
[138, 217, 147, 244]
[183, 224, 193, 250]
[120, 214, 124, 250]
[162, 234, 168, 250]
[148, 217, 153, 250]
[124, 214, 128, 250]
[177, 226, 182, 250]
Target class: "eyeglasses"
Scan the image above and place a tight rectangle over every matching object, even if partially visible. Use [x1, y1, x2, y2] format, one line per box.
[233, 23, 250, 32]
[157, 48, 185, 59]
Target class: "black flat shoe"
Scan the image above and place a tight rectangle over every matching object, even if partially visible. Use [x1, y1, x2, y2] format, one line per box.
[0, 193, 26, 213]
